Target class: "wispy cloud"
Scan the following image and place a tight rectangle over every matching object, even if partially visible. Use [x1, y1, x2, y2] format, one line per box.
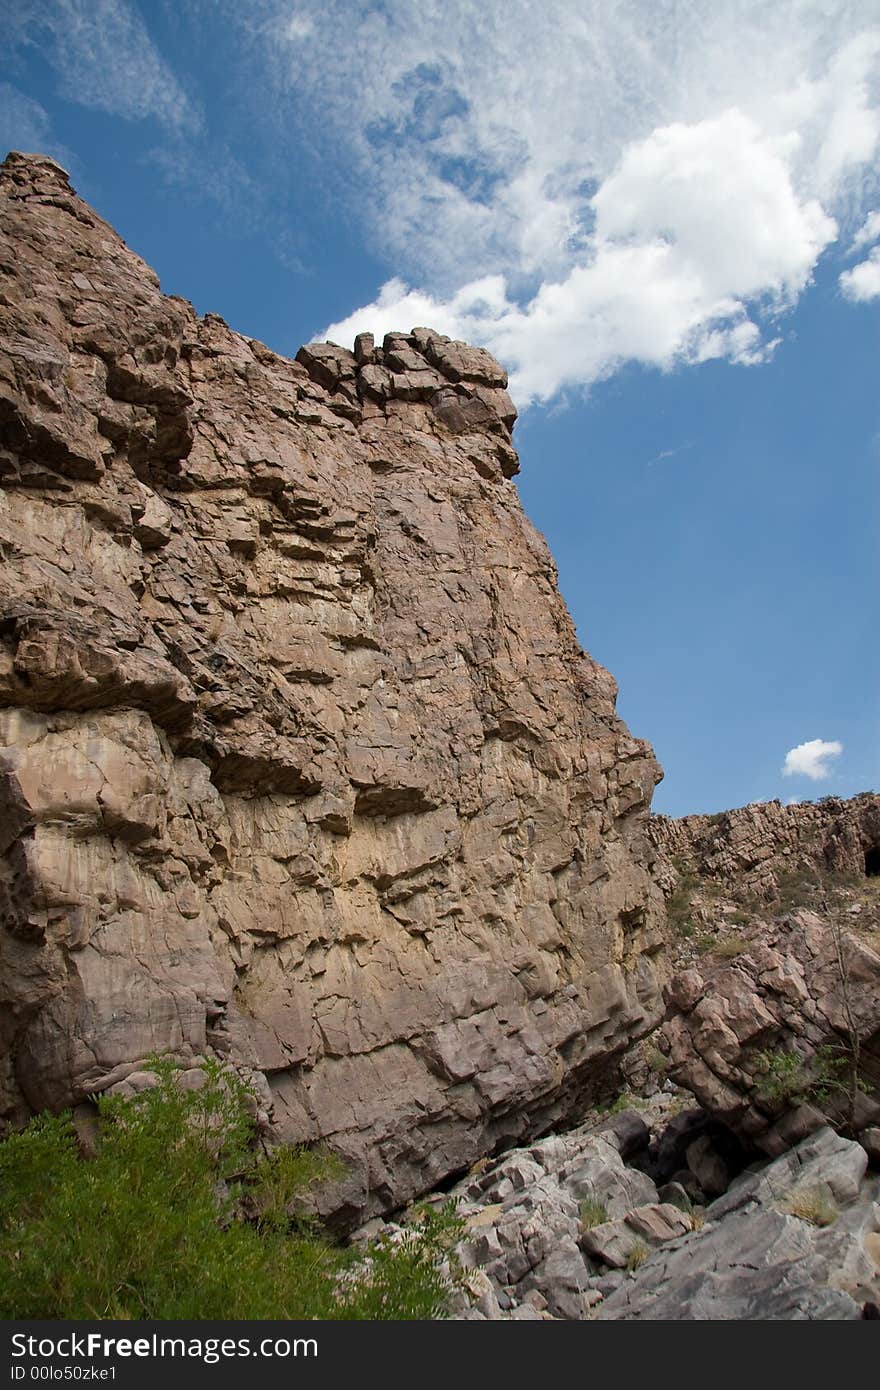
[848, 209, 880, 252]
[783, 738, 843, 780]
[6, 1, 199, 132]
[7, 2, 880, 404]
[0, 81, 75, 168]
[647, 441, 695, 468]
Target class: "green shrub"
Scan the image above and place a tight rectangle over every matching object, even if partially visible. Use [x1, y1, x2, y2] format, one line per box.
[0, 1057, 464, 1320]
[644, 1044, 669, 1075]
[597, 1090, 645, 1117]
[752, 1045, 855, 1107]
[667, 872, 698, 935]
[713, 936, 747, 958]
[774, 869, 820, 912]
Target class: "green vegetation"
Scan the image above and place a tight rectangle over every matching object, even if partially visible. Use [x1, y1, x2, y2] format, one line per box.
[712, 935, 748, 958]
[692, 930, 747, 956]
[667, 869, 699, 936]
[774, 869, 820, 913]
[0, 1057, 464, 1321]
[644, 1044, 669, 1075]
[579, 1193, 609, 1229]
[596, 1090, 647, 1117]
[752, 1044, 861, 1108]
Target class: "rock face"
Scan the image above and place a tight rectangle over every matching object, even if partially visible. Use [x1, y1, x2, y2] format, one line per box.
[651, 792, 880, 901]
[0, 152, 666, 1221]
[652, 795, 880, 1153]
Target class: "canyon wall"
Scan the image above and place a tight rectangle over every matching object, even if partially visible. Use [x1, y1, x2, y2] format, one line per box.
[0, 152, 666, 1220]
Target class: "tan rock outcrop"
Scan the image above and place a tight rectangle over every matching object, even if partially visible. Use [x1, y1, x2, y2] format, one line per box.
[0, 152, 666, 1220]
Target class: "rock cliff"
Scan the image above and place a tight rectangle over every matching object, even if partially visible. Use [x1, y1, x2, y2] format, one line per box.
[0, 152, 666, 1221]
[651, 794, 880, 1155]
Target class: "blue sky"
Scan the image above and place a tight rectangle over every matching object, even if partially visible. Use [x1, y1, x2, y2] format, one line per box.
[1, 1, 878, 815]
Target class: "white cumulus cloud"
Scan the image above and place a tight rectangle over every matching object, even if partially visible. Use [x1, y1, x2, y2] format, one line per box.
[11, 1, 880, 406]
[241, 1, 880, 404]
[782, 738, 843, 780]
[840, 245, 880, 300]
[327, 109, 837, 402]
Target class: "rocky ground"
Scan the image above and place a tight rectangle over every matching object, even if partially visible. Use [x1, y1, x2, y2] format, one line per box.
[405, 1104, 880, 1320]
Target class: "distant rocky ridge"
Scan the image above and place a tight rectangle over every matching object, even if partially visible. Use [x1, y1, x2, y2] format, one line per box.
[651, 792, 880, 900]
[0, 152, 666, 1223]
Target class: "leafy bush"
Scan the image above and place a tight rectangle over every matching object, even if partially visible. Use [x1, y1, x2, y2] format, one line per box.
[0, 1058, 464, 1320]
[752, 1045, 855, 1107]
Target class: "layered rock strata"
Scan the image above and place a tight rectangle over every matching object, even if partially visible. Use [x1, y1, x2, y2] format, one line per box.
[0, 152, 665, 1220]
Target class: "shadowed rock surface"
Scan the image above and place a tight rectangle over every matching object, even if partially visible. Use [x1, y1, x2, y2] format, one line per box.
[0, 152, 666, 1222]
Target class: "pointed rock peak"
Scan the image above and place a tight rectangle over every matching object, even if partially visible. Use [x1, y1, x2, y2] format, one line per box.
[2, 150, 73, 191]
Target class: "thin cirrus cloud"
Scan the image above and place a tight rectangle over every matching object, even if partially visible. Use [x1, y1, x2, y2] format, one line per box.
[6, 0, 199, 132]
[782, 739, 844, 781]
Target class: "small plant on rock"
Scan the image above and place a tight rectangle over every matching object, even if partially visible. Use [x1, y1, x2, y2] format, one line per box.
[754, 1044, 862, 1112]
[667, 872, 699, 936]
[579, 1194, 609, 1230]
[644, 1044, 669, 1075]
[625, 1239, 651, 1272]
[782, 1187, 838, 1228]
[713, 936, 747, 958]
